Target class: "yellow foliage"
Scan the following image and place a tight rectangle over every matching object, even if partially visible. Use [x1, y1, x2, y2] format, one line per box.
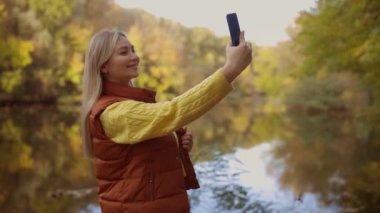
[127, 25, 143, 55]
[67, 24, 92, 52]
[342, 90, 353, 102]
[67, 125, 81, 155]
[150, 66, 162, 78]
[316, 67, 328, 80]
[0, 69, 23, 93]
[204, 128, 214, 140]
[262, 101, 286, 114]
[0, 2, 7, 20]
[0, 120, 34, 173]
[130, 23, 186, 101]
[29, 0, 74, 27]
[0, 37, 34, 69]
[232, 115, 249, 133]
[205, 52, 215, 65]
[65, 52, 84, 85]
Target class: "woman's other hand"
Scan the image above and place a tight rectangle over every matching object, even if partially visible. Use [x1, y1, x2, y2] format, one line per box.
[181, 131, 193, 152]
[222, 30, 253, 82]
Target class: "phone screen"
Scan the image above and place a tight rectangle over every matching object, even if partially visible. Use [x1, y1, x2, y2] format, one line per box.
[226, 13, 241, 46]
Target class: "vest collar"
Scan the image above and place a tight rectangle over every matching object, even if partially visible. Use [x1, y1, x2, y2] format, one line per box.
[102, 81, 156, 103]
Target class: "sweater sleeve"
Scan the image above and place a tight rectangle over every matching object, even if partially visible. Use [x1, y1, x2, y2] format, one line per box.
[99, 69, 232, 144]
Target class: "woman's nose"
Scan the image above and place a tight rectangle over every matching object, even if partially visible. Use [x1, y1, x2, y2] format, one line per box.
[130, 52, 139, 61]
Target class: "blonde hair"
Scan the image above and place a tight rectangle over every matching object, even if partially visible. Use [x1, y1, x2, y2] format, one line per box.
[80, 29, 126, 157]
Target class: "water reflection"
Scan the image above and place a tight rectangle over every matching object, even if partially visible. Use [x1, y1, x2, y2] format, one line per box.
[1, 106, 379, 212]
[268, 111, 380, 212]
[189, 149, 273, 213]
[0, 106, 97, 212]
[190, 145, 339, 213]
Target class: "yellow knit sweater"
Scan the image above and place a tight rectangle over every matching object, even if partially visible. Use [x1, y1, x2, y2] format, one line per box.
[100, 69, 232, 144]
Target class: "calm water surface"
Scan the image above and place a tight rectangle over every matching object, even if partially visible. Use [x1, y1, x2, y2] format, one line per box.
[1, 106, 379, 212]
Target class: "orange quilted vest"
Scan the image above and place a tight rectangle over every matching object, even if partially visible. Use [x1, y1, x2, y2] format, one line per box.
[88, 82, 199, 213]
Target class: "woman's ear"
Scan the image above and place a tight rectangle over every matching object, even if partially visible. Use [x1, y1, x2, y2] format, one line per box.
[101, 65, 108, 74]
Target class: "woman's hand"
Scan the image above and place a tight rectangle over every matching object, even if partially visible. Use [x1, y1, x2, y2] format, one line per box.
[222, 30, 253, 82]
[181, 131, 193, 152]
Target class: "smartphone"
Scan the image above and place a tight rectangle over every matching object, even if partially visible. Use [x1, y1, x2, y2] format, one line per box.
[226, 13, 241, 46]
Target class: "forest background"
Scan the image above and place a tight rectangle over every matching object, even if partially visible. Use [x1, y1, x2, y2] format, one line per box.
[1, 0, 379, 212]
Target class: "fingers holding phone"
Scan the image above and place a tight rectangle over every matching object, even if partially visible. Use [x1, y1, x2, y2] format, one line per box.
[222, 31, 253, 82]
[239, 31, 252, 50]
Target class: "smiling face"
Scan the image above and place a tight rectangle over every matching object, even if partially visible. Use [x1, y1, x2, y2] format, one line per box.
[102, 36, 140, 84]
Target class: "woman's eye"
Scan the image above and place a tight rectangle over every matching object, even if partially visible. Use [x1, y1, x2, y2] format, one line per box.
[120, 51, 128, 55]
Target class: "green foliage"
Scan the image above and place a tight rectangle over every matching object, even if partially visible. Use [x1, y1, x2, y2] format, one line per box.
[0, 37, 33, 70]
[29, 0, 76, 29]
[0, 69, 23, 93]
[0, 1, 248, 104]
[285, 75, 346, 111]
[294, 0, 380, 107]
[0, 1, 379, 212]
[128, 22, 186, 100]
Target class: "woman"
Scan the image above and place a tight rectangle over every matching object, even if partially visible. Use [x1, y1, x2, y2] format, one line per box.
[80, 29, 252, 213]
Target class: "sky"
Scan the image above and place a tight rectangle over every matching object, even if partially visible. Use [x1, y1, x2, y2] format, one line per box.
[115, 0, 316, 46]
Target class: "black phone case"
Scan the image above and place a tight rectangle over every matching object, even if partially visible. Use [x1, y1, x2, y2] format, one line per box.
[226, 13, 241, 46]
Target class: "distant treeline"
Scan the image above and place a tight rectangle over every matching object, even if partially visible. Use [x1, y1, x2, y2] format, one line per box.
[1, 0, 379, 119]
